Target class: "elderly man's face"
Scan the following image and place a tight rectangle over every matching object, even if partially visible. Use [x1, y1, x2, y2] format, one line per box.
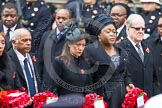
[13, 30, 32, 56]
[127, 18, 145, 44]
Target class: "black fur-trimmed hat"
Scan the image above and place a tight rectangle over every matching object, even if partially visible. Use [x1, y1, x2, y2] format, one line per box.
[86, 14, 116, 36]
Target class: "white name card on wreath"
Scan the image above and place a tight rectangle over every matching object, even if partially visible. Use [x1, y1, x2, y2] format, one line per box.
[137, 95, 144, 108]
[94, 98, 105, 108]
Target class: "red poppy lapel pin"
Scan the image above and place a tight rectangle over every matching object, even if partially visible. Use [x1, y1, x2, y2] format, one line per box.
[81, 69, 85, 74]
[116, 36, 124, 44]
[32, 56, 36, 62]
[12, 72, 16, 79]
[145, 47, 150, 54]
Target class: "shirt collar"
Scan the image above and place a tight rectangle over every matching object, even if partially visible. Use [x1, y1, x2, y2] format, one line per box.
[13, 48, 29, 62]
[117, 24, 125, 37]
[56, 28, 60, 35]
[3, 24, 17, 33]
[127, 36, 142, 47]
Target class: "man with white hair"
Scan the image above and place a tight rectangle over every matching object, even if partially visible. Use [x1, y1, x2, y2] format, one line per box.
[8, 28, 42, 97]
[120, 14, 159, 97]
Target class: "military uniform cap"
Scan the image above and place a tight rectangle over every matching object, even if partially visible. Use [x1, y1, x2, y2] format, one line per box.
[140, 0, 161, 5]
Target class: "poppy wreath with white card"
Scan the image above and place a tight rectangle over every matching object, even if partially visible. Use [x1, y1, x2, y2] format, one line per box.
[122, 87, 148, 108]
[81, 93, 108, 108]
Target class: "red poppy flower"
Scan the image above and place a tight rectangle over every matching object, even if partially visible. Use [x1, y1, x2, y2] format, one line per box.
[81, 93, 108, 108]
[32, 91, 58, 108]
[0, 90, 30, 108]
[122, 87, 148, 108]
[32, 56, 36, 62]
[145, 48, 150, 54]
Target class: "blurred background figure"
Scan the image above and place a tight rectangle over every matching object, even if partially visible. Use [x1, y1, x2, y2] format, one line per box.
[44, 94, 84, 108]
[21, 0, 53, 54]
[147, 16, 162, 93]
[138, 0, 162, 39]
[65, 0, 105, 29]
[102, 0, 135, 15]
[144, 94, 162, 108]
[0, 31, 20, 91]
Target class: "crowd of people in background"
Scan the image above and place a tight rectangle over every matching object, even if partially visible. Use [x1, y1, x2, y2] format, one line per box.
[0, 0, 162, 107]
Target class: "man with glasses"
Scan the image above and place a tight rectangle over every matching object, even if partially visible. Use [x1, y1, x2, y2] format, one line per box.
[120, 14, 159, 98]
[147, 16, 162, 93]
[110, 3, 130, 42]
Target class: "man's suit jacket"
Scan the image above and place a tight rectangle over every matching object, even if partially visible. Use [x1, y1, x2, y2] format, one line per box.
[147, 34, 162, 93]
[37, 28, 66, 93]
[116, 26, 127, 41]
[120, 38, 159, 97]
[0, 23, 22, 51]
[8, 48, 42, 93]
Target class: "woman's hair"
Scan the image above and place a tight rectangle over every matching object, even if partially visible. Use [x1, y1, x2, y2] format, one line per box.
[0, 31, 6, 40]
[57, 22, 87, 65]
[57, 40, 85, 66]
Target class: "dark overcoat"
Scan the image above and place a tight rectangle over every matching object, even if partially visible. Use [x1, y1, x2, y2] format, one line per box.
[85, 41, 132, 108]
[120, 38, 159, 97]
[52, 55, 92, 96]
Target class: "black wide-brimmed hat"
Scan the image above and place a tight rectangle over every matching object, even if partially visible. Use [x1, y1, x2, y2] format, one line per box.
[86, 14, 116, 36]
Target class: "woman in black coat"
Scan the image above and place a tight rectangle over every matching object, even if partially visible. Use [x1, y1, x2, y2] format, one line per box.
[85, 14, 135, 108]
[51, 24, 92, 96]
[0, 32, 20, 90]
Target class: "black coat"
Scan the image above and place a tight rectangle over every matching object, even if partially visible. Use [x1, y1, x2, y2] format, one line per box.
[120, 38, 159, 97]
[147, 34, 162, 93]
[85, 41, 132, 108]
[37, 28, 66, 92]
[52, 55, 92, 96]
[139, 9, 161, 36]
[21, 0, 53, 53]
[8, 48, 42, 93]
[0, 23, 22, 51]
[0, 51, 20, 90]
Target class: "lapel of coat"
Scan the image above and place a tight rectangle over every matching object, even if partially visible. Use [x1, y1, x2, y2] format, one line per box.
[117, 26, 127, 41]
[0, 24, 3, 31]
[141, 41, 150, 65]
[127, 39, 143, 63]
[8, 48, 26, 81]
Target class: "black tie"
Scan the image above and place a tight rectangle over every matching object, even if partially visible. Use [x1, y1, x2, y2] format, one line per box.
[5, 28, 11, 50]
[136, 44, 144, 62]
[24, 58, 36, 97]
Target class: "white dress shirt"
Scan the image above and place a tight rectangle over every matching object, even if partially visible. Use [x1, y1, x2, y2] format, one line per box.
[3, 24, 17, 41]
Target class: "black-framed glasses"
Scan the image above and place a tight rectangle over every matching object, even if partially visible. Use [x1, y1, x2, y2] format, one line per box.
[157, 24, 162, 28]
[130, 27, 145, 31]
[110, 14, 126, 17]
